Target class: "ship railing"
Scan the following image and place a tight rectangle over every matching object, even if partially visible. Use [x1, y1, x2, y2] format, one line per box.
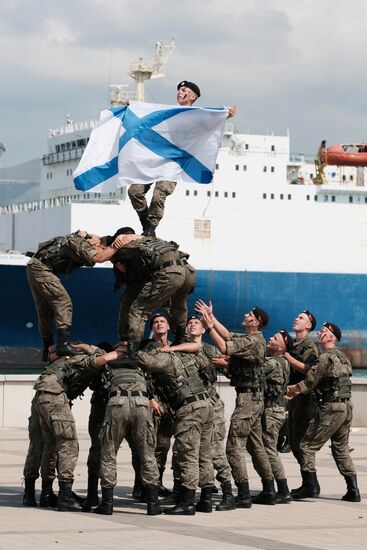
[48, 119, 97, 137]
[42, 147, 86, 165]
[0, 192, 124, 214]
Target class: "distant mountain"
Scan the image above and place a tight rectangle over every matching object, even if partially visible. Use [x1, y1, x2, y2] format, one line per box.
[0, 158, 40, 182]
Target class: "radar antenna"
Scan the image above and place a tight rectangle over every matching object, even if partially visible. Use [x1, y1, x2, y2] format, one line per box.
[128, 40, 175, 101]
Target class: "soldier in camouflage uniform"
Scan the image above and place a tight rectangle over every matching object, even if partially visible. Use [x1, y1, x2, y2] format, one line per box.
[95, 343, 161, 516]
[287, 322, 361, 502]
[182, 315, 236, 512]
[112, 233, 195, 356]
[128, 80, 201, 237]
[138, 345, 215, 516]
[198, 300, 276, 507]
[283, 310, 320, 495]
[23, 343, 119, 511]
[27, 231, 117, 359]
[262, 330, 293, 503]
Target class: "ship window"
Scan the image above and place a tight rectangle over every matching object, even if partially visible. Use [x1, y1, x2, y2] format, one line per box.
[186, 190, 190, 196]
[216, 163, 219, 169]
[365, 197, 367, 203]
[235, 165, 239, 171]
[324, 195, 328, 202]
[263, 166, 267, 172]
[194, 219, 211, 239]
[232, 192, 236, 198]
[60, 143, 66, 151]
[271, 145, 275, 151]
[306, 195, 310, 200]
[271, 166, 275, 172]
[77, 139, 86, 147]
[280, 194, 284, 200]
[194, 190, 198, 196]
[71, 141, 76, 148]
[66, 142, 71, 150]
[263, 193, 267, 199]
[270, 193, 274, 199]
[314, 195, 318, 201]
[207, 191, 211, 197]
[55, 145, 60, 153]
[288, 194, 291, 200]
[243, 165, 247, 171]
[332, 196, 336, 202]
[349, 196, 353, 203]
[350, 175, 354, 181]
[245, 144, 249, 150]
[215, 191, 219, 197]
[224, 191, 228, 197]
[342, 175, 346, 182]
[310, 174, 314, 179]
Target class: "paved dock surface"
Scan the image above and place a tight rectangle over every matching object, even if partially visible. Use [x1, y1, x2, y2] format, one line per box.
[0, 427, 366, 550]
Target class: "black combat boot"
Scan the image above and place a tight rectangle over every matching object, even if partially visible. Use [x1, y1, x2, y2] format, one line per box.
[132, 478, 143, 501]
[56, 328, 84, 357]
[342, 475, 361, 502]
[252, 479, 276, 505]
[23, 478, 37, 507]
[39, 479, 58, 508]
[57, 481, 83, 512]
[212, 485, 219, 494]
[195, 486, 213, 513]
[93, 487, 114, 515]
[139, 209, 149, 233]
[292, 471, 319, 500]
[163, 479, 181, 504]
[163, 487, 196, 515]
[41, 336, 54, 362]
[216, 482, 236, 511]
[142, 221, 156, 237]
[158, 467, 171, 497]
[145, 485, 162, 515]
[82, 474, 99, 511]
[275, 479, 292, 504]
[235, 481, 252, 508]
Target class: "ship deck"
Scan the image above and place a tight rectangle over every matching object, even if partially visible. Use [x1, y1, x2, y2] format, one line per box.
[0, 427, 366, 550]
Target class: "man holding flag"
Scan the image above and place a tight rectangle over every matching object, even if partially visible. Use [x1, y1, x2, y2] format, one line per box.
[73, 83, 236, 235]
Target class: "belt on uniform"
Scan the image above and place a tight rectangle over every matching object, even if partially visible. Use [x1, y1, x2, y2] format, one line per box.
[37, 390, 61, 395]
[236, 387, 261, 394]
[109, 390, 148, 398]
[321, 397, 350, 404]
[264, 398, 285, 408]
[179, 393, 208, 407]
[161, 259, 188, 269]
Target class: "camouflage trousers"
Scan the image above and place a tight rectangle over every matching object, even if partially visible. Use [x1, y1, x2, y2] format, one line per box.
[173, 400, 215, 491]
[288, 392, 316, 465]
[26, 258, 72, 338]
[154, 411, 175, 472]
[226, 392, 274, 484]
[128, 265, 196, 344]
[261, 405, 287, 480]
[87, 399, 107, 478]
[118, 283, 144, 341]
[99, 395, 159, 488]
[300, 400, 356, 476]
[211, 398, 232, 485]
[128, 180, 177, 228]
[23, 395, 57, 480]
[34, 391, 79, 483]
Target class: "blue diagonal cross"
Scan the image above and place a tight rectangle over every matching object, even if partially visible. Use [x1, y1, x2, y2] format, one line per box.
[74, 106, 214, 191]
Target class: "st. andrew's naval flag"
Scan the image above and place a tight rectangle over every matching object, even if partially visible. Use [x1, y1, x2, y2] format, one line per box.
[73, 101, 228, 193]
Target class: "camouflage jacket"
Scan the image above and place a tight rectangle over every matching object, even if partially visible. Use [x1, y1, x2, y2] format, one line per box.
[288, 335, 320, 385]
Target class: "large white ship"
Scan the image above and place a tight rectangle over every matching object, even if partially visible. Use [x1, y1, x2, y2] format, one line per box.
[1, 42, 366, 365]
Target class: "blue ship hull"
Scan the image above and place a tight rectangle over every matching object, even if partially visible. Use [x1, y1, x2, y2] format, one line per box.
[2, 265, 367, 362]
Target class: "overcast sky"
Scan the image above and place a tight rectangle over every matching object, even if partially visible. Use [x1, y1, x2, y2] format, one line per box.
[1, 0, 367, 167]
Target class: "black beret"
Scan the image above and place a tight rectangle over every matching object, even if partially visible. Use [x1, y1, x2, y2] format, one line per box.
[149, 312, 170, 329]
[186, 314, 203, 325]
[323, 322, 342, 341]
[252, 306, 269, 327]
[177, 80, 201, 97]
[302, 310, 317, 331]
[279, 329, 294, 352]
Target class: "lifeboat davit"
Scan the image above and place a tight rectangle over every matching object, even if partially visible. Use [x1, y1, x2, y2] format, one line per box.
[318, 140, 367, 166]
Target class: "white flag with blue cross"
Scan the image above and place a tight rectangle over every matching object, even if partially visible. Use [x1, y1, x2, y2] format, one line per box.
[73, 101, 228, 192]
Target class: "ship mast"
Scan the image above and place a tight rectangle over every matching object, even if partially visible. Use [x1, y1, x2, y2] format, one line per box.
[128, 40, 175, 102]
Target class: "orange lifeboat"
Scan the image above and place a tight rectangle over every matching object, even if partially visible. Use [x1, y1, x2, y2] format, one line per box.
[318, 140, 367, 166]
